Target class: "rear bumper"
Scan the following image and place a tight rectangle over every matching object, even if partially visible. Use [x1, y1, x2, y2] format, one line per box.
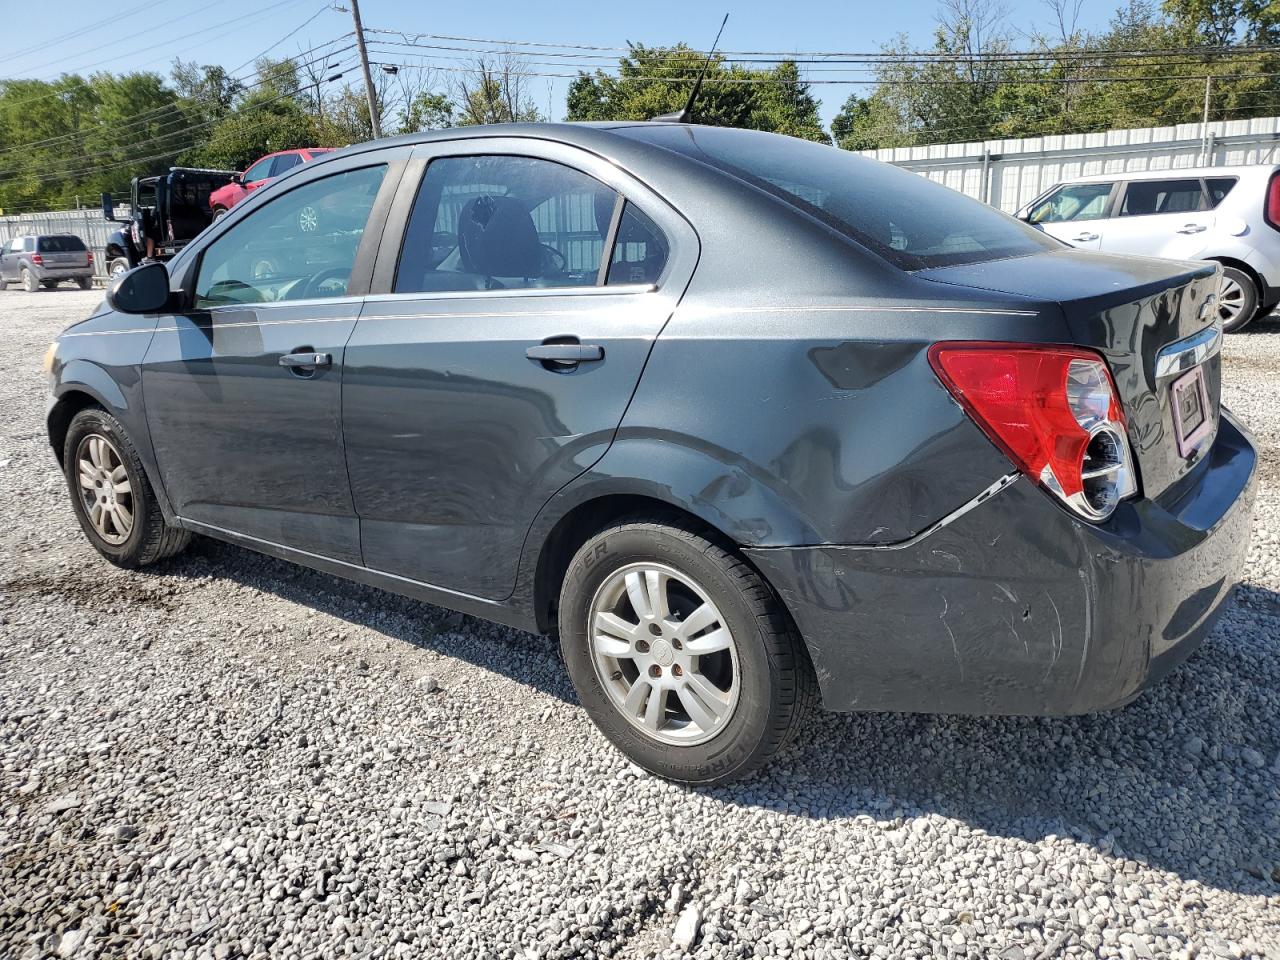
[745, 411, 1258, 716]
[32, 265, 93, 280]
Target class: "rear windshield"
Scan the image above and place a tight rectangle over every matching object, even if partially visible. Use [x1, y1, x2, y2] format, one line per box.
[37, 236, 86, 252]
[620, 125, 1056, 270]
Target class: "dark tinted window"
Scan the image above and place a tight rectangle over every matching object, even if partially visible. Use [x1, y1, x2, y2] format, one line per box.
[1206, 177, 1238, 207]
[607, 202, 668, 285]
[37, 236, 87, 252]
[1119, 179, 1205, 216]
[619, 125, 1056, 270]
[1028, 182, 1113, 223]
[395, 155, 616, 293]
[272, 153, 303, 176]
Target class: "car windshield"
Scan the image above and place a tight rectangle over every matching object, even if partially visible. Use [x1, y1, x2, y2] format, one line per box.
[620, 125, 1056, 270]
[37, 236, 86, 252]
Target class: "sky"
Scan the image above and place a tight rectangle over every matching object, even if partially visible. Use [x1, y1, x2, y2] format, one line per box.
[7, 0, 1121, 127]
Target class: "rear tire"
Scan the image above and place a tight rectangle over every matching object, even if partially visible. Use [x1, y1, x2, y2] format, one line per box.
[63, 408, 190, 569]
[558, 518, 815, 786]
[1218, 266, 1258, 333]
[76, 277, 93, 290]
[22, 268, 38, 292]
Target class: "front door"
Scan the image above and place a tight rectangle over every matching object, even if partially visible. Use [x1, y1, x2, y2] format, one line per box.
[1026, 180, 1115, 251]
[142, 160, 399, 562]
[0, 238, 20, 281]
[343, 142, 696, 600]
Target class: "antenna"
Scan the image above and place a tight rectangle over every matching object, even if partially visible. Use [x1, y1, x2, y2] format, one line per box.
[652, 13, 729, 124]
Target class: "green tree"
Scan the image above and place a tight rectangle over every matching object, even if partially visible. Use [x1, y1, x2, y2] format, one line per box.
[565, 44, 828, 142]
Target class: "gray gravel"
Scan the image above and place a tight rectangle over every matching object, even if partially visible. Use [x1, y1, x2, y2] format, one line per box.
[2, 287, 1279, 960]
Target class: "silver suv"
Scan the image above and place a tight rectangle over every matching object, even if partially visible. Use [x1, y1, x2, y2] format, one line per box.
[0, 234, 94, 292]
[1018, 165, 1280, 331]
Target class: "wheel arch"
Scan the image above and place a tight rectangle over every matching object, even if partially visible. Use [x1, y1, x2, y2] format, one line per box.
[1204, 255, 1262, 297]
[47, 388, 105, 467]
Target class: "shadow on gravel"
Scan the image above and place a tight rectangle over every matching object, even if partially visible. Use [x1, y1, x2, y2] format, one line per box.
[154, 538, 1279, 898]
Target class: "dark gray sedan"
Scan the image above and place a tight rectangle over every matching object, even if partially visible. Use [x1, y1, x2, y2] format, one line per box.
[43, 123, 1257, 784]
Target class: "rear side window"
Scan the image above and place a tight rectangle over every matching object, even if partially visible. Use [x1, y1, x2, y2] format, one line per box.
[273, 153, 303, 176]
[37, 236, 86, 252]
[1119, 179, 1205, 216]
[607, 202, 669, 285]
[395, 155, 617, 293]
[1206, 177, 1237, 207]
[1028, 182, 1113, 223]
[23, 237, 35, 252]
[620, 125, 1056, 270]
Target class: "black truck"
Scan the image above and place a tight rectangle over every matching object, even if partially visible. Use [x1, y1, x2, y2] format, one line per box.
[102, 167, 238, 277]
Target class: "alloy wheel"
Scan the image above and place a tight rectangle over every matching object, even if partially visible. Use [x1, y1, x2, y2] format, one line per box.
[75, 434, 134, 545]
[1218, 275, 1245, 325]
[588, 562, 740, 745]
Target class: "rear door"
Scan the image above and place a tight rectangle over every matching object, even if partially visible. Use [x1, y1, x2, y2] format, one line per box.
[343, 138, 697, 600]
[1025, 181, 1115, 250]
[1099, 178, 1215, 259]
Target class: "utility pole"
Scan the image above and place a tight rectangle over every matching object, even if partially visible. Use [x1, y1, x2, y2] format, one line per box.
[1201, 75, 1213, 165]
[346, 0, 382, 140]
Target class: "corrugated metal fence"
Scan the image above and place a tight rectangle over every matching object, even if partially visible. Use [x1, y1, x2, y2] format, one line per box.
[0, 207, 130, 280]
[860, 116, 1280, 213]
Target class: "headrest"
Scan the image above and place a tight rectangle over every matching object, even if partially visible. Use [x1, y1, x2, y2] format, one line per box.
[458, 195, 541, 278]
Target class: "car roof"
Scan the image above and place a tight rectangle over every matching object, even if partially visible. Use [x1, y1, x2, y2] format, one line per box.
[1060, 164, 1279, 184]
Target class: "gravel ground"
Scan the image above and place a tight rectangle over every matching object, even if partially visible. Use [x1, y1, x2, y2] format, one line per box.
[2, 288, 1279, 960]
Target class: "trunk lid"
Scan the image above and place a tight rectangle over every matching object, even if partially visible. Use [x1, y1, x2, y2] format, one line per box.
[918, 248, 1222, 501]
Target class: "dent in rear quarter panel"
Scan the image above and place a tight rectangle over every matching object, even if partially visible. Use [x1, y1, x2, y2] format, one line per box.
[613, 295, 1063, 547]
[51, 313, 170, 518]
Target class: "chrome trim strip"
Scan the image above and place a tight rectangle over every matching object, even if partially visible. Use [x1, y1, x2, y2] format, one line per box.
[706, 305, 1041, 318]
[180, 519, 506, 608]
[751, 472, 1022, 553]
[363, 283, 657, 303]
[1154, 322, 1222, 380]
[61, 326, 158, 338]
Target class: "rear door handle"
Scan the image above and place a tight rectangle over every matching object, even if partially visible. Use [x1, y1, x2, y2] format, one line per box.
[1070, 232, 1099, 242]
[279, 351, 332, 369]
[525, 344, 604, 362]
[1176, 223, 1207, 234]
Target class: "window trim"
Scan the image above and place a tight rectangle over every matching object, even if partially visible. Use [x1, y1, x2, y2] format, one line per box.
[1114, 177, 1211, 219]
[369, 137, 694, 303]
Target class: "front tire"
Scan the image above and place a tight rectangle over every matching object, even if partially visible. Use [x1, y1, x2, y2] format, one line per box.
[108, 258, 129, 279]
[558, 519, 814, 786]
[212, 206, 228, 221]
[1217, 266, 1258, 333]
[63, 408, 190, 569]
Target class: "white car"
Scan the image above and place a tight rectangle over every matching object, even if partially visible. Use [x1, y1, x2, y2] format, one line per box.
[1018, 165, 1280, 331]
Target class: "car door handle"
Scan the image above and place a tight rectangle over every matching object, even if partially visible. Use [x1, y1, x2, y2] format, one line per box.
[279, 351, 331, 369]
[1176, 223, 1207, 234]
[525, 344, 604, 362]
[1070, 232, 1099, 242]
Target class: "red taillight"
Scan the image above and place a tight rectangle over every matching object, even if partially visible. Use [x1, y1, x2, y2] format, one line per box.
[87, 251, 94, 263]
[929, 342, 1137, 520]
[30, 254, 42, 265]
[1266, 171, 1280, 230]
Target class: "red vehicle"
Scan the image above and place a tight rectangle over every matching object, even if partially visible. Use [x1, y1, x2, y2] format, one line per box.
[209, 148, 336, 218]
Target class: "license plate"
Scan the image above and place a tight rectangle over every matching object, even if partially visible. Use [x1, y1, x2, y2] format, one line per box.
[1170, 365, 1211, 458]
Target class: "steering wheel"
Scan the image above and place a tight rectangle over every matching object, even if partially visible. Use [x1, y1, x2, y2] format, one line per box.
[299, 266, 351, 300]
[539, 243, 567, 274]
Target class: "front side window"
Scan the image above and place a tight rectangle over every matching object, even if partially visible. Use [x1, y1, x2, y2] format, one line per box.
[1119, 179, 1205, 216]
[194, 164, 386, 308]
[395, 155, 616, 293]
[1029, 182, 1114, 224]
[243, 157, 274, 183]
[620, 125, 1056, 270]
[7, 239, 21, 253]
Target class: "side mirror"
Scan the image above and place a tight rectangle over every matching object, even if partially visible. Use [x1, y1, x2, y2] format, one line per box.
[107, 261, 171, 314]
[101, 192, 115, 221]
